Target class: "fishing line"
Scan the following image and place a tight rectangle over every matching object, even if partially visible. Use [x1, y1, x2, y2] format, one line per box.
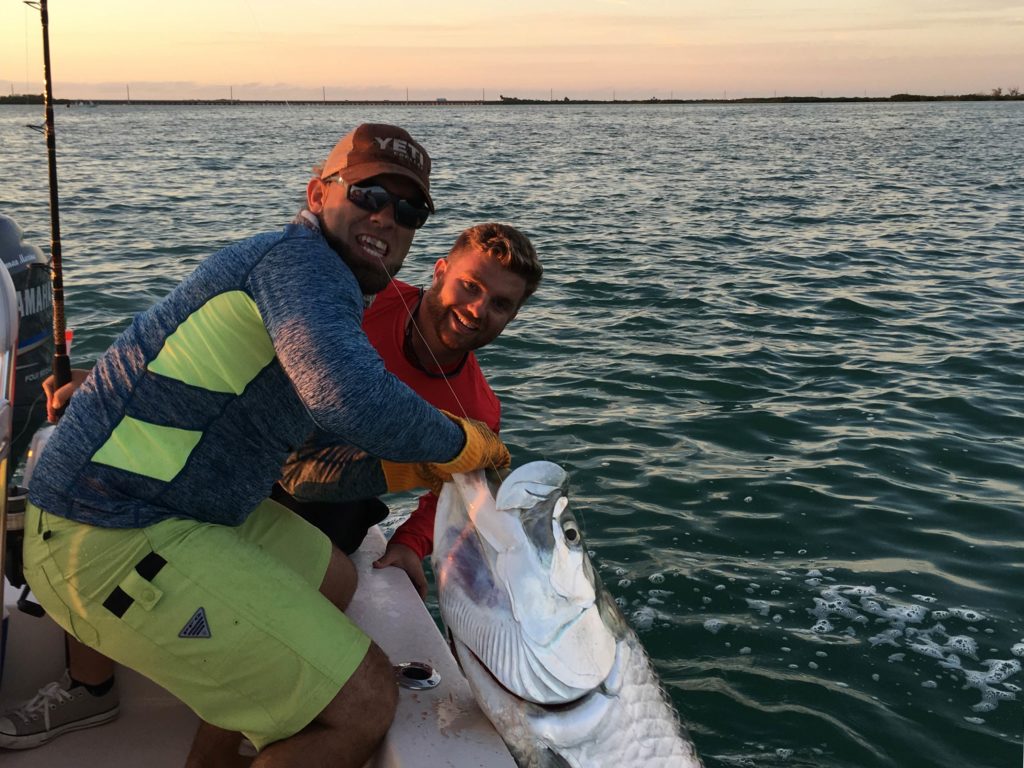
[238, 0, 295, 106]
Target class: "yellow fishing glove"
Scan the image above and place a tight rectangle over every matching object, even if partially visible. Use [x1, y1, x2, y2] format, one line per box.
[433, 411, 511, 476]
[381, 412, 510, 494]
[381, 461, 447, 495]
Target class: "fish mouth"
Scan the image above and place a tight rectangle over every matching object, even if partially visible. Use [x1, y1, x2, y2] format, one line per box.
[451, 636, 591, 711]
[440, 578, 611, 704]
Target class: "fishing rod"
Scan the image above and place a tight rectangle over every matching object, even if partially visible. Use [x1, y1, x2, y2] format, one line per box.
[1, 0, 71, 619]
[25, 0, 72, 399]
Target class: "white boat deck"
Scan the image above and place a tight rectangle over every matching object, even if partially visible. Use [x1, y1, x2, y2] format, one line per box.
[1, 526, 515, 767]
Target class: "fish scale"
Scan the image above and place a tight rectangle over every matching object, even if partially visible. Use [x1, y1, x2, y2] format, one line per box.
[562, 634, 699, 767]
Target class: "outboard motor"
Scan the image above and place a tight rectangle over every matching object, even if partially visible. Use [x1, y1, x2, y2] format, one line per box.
[0, 215, 53, 465]
[0, 216, 54, 632]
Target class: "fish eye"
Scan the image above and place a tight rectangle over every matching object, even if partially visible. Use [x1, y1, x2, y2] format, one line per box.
[561, 519, 582, 546]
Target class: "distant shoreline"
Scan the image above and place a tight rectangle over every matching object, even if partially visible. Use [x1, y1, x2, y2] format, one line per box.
[2, 93, 1023, 107]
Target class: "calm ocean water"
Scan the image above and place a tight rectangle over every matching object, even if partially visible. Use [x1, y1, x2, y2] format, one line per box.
[2, 102, 1022, 767]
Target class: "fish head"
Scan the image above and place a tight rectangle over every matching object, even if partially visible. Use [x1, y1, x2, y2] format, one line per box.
[434, 461, 618, 706]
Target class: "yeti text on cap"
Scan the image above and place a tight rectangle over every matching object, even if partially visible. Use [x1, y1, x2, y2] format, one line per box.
[375, 136, 425, 169]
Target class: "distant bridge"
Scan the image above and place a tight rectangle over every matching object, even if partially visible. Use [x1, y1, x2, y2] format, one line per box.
[66, 99, 494, 107]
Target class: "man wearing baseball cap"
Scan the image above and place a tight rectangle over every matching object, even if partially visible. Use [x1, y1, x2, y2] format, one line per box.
[18, 123, 509, 766]
[308, 123, 435, 295]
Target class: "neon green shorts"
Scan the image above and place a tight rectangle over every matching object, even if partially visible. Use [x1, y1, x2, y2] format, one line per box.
[23, 498, 371, 750]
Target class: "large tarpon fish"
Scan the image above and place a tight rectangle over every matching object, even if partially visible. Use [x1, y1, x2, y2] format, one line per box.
[433, 461, 703, 767]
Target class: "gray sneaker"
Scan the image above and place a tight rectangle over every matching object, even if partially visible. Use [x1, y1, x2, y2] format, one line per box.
[0, 670, 119, 749]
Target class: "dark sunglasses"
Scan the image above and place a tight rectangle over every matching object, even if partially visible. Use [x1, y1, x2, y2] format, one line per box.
[340, 180, 431, 230]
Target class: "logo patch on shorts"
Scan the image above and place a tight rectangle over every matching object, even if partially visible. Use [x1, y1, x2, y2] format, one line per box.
[179, 607, 211, 638]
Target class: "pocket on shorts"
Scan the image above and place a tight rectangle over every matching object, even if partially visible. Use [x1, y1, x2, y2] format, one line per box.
[107, 557, 287, 740]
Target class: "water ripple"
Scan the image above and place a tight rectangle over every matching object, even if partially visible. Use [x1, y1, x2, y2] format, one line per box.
[3, 101, 1022, 768]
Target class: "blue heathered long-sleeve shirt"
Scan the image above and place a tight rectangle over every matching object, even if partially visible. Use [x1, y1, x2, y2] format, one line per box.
[28, 222, 463, 528]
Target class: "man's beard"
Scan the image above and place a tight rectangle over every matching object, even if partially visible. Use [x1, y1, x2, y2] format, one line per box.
[421, 289, 484, 354]
[325, 231, 395, 296]
[347, 261, 393, 296]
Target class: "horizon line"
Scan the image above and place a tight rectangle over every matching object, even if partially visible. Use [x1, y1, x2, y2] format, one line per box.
[4, 92, 1023, 107]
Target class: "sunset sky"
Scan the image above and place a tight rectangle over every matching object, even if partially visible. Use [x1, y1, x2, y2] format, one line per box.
[2, 1, 1021, 100]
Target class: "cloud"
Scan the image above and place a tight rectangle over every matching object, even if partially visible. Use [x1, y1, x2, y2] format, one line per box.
[833, 11, 1024, 33]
